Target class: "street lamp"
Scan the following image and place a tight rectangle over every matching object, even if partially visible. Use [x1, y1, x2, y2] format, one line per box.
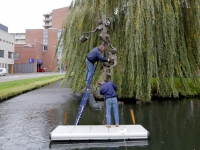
[59, 50, 61, 74]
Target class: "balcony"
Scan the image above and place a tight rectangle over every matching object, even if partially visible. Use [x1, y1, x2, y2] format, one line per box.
[43, 17, 52, 21]
[43, 12, 52, 17]
[43, 23, 52, 28]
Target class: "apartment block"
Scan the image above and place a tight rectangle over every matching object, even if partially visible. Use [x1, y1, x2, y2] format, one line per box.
[11, 33, 26, 44]
[43, 7, 69, 29]
[43, 12, 52, 29]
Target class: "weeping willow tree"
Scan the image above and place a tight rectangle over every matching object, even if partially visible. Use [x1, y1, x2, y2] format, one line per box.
[57, 0, 200, 102]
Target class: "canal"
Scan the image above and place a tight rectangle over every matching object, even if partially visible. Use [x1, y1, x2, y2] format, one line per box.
[0, 81, 199, 150]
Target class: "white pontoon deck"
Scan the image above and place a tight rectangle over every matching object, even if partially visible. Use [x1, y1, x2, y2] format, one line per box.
[50, 125, 149, 141]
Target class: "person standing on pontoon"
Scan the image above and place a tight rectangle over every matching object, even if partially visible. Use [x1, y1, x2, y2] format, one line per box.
[98, 81, 119, 128]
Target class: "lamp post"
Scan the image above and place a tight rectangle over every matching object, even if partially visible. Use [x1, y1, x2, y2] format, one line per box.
[60, 50, 61, 74]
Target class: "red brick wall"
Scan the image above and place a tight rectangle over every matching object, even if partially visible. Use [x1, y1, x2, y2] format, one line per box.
[25, 29, 43, 44]
[52, 7, 69, 29]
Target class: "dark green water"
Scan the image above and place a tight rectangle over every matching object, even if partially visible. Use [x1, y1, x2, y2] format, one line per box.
[56, 98, 200, 150]
[0, 81, 199, 150]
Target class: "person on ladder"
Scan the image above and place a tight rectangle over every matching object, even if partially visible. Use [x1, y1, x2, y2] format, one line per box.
[85, 43, 109, 86]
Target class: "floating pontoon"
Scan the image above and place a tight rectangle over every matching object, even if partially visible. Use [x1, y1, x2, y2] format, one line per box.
[50, 125, 149, 141]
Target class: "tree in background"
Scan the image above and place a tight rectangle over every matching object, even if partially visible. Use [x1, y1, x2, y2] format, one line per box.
[57, 0, 200, 102]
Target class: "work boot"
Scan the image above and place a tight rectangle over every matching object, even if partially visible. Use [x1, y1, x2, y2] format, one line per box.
[106, 125, 111, 128]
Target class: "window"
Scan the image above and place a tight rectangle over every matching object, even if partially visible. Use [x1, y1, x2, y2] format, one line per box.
[43, 30, 48, 46]
[43, 30, 48, 38]
[0, 50, 4, 58]
[43, 45, 48, 51]
[13, 53, 19, 60]
[43, 38, 48, 45]
[8, 52, 13, 59]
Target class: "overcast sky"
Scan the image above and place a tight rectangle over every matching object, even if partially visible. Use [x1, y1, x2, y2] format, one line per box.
[0, 0, 72, 33]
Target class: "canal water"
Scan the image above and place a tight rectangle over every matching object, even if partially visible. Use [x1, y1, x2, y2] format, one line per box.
[0, 81, 199, 150]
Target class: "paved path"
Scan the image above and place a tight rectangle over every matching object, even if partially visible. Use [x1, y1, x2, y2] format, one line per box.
[0, 72, 65, 83]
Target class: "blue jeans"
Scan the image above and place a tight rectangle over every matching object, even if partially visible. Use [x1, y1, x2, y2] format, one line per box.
[85, 58, 94, 85]
[106, 97, 119, 125]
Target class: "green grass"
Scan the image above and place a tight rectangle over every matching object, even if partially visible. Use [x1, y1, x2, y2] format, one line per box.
[0, 75, 64, 101]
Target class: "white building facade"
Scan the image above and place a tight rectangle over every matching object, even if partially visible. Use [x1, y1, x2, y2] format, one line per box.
[0, 29, 15, 74]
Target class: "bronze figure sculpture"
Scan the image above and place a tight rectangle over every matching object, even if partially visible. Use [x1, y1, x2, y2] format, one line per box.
[102, 48, 117, 81]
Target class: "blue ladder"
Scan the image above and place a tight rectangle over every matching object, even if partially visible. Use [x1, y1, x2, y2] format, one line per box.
[74, 63, 97, 125]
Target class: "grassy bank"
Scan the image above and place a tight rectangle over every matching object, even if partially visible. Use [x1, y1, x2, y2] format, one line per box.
[0, 75, 64, 101]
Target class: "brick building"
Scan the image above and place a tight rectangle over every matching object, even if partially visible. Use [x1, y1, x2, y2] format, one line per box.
[14, 42, 43, 73]
[14, 7, 69, 73]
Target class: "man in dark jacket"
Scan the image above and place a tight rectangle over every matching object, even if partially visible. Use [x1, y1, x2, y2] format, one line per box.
[99, 81, 119, 128]
[85, 45, 108, 86]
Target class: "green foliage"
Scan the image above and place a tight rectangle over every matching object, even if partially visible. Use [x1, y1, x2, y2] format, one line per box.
[59, 0, 200, 101]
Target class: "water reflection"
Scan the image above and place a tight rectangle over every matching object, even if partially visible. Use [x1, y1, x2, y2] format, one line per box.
[0, 81, 199, 150]
[50, 140, 148, 150]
